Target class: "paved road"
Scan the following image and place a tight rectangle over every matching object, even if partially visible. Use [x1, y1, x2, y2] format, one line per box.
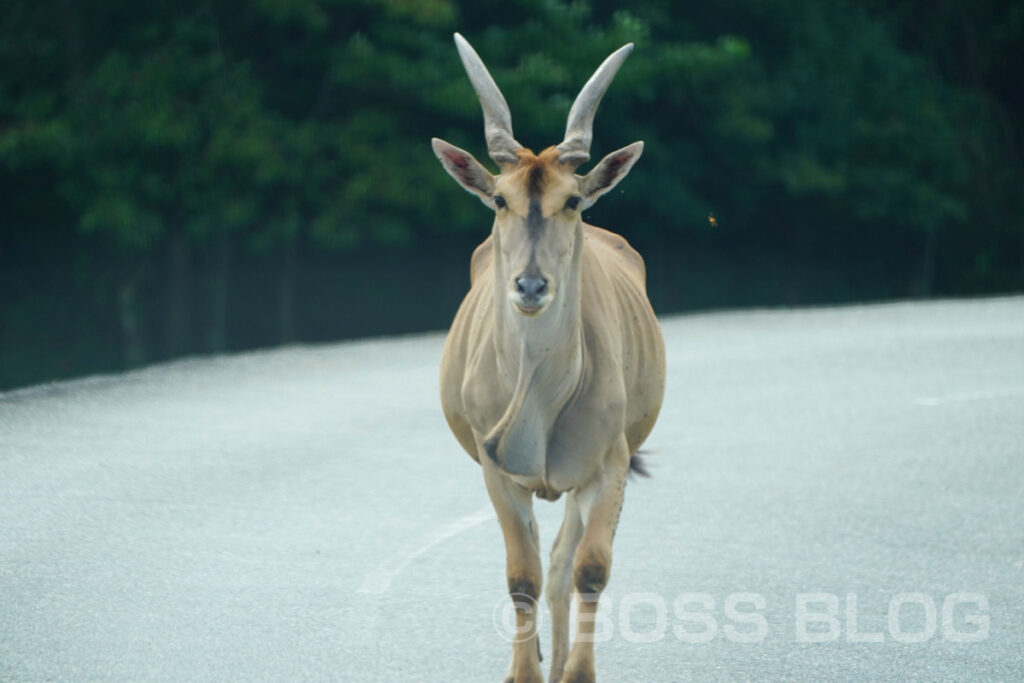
[2, 298, 1023, 681]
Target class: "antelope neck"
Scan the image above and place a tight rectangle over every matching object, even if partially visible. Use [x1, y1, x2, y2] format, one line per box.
[484, 223, 584, 477]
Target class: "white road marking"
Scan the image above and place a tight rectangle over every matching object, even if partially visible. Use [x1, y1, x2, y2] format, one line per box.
[357, 504, 496, 595]
[914, 386, 1024, 406]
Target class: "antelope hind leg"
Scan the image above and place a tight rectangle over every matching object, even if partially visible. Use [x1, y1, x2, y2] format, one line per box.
[546, 492, 583, 682]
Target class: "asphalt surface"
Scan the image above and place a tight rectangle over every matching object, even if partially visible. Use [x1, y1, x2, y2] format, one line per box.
[2, 297, 1023, 681]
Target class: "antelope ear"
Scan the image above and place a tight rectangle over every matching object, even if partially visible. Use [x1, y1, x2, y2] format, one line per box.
[432, 138, 497, 207]
[579, 141, 643, 209]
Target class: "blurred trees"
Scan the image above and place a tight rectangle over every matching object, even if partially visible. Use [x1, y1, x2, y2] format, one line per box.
[1, 0, 1021, 389]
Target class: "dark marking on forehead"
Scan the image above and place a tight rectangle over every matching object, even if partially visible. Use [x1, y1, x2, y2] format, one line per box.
[526, 199, 543, 243]
[514, 146, 562, 200]
[527, 164, 546, 197]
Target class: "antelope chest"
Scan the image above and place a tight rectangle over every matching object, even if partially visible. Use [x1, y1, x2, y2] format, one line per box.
[458, 339, 628, 495]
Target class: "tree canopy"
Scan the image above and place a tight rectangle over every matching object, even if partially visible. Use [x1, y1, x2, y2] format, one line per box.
[1, 0, 1021, 389]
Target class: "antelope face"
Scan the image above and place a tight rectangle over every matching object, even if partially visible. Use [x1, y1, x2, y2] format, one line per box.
[491, 149, 580, 316]
[430, 32, 644, 317]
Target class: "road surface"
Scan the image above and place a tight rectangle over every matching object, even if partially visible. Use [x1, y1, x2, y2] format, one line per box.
[2, 297, 1023, 681]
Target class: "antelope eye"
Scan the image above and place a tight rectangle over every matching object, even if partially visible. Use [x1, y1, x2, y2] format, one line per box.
[493, 195, 507, 209]
[564, 196, 581, 211]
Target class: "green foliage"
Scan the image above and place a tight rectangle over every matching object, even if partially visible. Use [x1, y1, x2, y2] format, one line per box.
[3, 0, 1017, 251]
[1, 0, 1022, 388]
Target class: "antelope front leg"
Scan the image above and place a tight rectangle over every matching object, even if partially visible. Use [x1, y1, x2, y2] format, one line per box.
[560, 438, 630, 683]
[546, 492, 583, 682]
[481, 452, 544, 683]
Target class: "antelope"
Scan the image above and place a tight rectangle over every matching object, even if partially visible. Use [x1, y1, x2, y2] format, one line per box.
[434, 34, 665, 683]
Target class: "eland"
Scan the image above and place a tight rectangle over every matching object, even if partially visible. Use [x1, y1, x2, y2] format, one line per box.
[434, 33, 665, 683]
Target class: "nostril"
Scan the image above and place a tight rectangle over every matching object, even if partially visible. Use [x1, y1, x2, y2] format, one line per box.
[515, 276, 548, 300]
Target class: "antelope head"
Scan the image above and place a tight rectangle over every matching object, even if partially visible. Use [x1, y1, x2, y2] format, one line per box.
[432, 33, 643, 318]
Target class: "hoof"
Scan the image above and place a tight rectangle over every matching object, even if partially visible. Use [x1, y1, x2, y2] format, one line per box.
[559, 661, 595, 683]
[559, 673, 594, 683]
[506, 672, 544, 683]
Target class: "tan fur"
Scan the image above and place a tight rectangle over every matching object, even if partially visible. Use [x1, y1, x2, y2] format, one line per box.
[443, 221, 662, 467]
[435, 41, 663, 683]
[439, 158, 665, 682]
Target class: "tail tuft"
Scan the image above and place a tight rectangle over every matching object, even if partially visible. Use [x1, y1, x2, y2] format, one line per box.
[628, 452, 651, 478]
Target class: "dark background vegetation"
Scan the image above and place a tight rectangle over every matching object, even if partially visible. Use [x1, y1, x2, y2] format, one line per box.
[1, 0, 1022, 390]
